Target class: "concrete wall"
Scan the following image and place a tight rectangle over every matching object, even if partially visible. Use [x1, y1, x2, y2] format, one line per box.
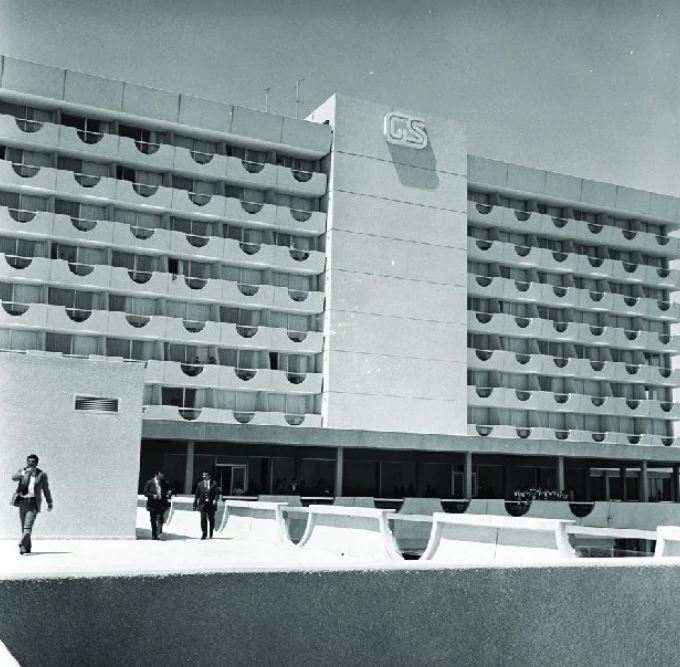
[309, 95, 467, 435]
[2, 562, 680, 666]
[0, 352, 144, 538]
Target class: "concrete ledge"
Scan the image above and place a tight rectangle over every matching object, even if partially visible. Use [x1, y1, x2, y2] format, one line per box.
[218, 500, 291, 545]
[421, 513, 576, 563]
[3, 562, 680, 666]
[298, 505, 403, 562]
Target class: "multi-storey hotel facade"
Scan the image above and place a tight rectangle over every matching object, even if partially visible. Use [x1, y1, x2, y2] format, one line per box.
[1, 55, 679, 503]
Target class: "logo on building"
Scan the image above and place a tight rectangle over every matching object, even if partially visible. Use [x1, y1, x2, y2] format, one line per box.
[383, 112, 428, 149]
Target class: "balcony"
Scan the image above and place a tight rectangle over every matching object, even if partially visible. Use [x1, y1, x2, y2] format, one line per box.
[0, 113, 60, 149]
[114, 179, 173, 208]
[0, 160, 58, 191]
[169, 229, 226, 261]
[111, 223, 172, 254]
[166, 274, 222, 302]
[142, 405, 321, 427]
[0, 207, 55, 240]
[169, 187, 226, 216]
[275, 165, 327, 197]
[271, 286, 325, 314]
[117, 135, 174, 168]
[0, 300, 48, 328]
[163, 317, 223, 346]
[54, 170, 117, 199]
[51, 212, 116, 246]
[44, 304, 111, 335]
[58, 125, 119, 157]
[225, 155, 276, 189]
[172, 147, 228, 179]
[468, 202, 680, 257]
[0, 253, 50, 283]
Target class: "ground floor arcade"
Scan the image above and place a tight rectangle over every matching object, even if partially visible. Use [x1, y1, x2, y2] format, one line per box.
[139, 437, 680, 503]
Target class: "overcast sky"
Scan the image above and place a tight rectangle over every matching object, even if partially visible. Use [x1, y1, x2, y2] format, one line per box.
[1, 0, 678, 195]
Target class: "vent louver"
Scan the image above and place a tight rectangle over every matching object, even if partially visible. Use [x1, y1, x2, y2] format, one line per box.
[75, 396, 119, 413]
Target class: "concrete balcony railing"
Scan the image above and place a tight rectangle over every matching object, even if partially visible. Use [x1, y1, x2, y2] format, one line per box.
[142, 404, 322, 427]
[117, 135, 175, 168]
[467, 273, 680, 322]
[469, 386, 680, 419]
[468, 311, 678, 353]
[0, 160, 58, 191]
[275, 165, 327, 198]
[468, 236, 680, 291]
[225, 156, 277, 189]
[0, 300, 49, 328]
[469, 423, 677, 446]
[143, 360, 322, 394]
[0, 113, 60, 149]
[172, 147, 228, 178]
[468, 201, 680, 258]
[57, 124, 119, 157]
[468, 347, 680, 387]
[110, 222, 173, 253]
[0, 207, 56, 240]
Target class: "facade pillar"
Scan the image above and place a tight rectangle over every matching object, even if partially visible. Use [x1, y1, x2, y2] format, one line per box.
[557, 456, 565, 493]
[640, 461, 649, 502]
[604, 473, 611, 501]
[464, 451, 473, 499]
[673, 465, 680, 503]
[183, 440, 195, 494]
[620, 465, 627, 501]
[334, 447, 344, 497]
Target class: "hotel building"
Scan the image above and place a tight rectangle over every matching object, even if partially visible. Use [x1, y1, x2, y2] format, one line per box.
[1, 55, 679, 503]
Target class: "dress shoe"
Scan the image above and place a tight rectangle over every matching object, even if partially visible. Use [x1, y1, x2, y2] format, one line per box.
[19, 545, 26, 555]
[201, 535, 206, 540]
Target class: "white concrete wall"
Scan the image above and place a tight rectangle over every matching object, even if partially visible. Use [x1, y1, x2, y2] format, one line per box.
[309, 95, 467, 434]
[0, 352, 144, 539]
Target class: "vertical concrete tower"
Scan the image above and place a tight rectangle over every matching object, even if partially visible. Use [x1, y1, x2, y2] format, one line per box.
[309, 96, 468, 434]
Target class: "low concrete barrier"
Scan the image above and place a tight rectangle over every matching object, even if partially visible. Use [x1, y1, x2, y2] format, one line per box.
[398, 498, 444, 515]
[218, 500, 291, 545]
[298, 505, 403, 561]
[258, 495, 302, 507]
[466, 499, 507, 515]
[421, 513, 576, 563]
[654, 526, 680, 557]
[332, 497, 376, 508]
[524, 500, 574, 520]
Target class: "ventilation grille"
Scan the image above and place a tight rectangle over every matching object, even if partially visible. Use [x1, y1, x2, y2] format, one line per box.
[75, 396, 119, 413]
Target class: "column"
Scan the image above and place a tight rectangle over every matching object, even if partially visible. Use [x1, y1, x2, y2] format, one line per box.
[640, 461, 649, 502]
[464, 451, 473, 499]
[673, 465, 680, 503]
[604, 473, 611, 501]
[183, 440, 195, 494]
[619, 465, 627, 501]
[334, 447, 344, 497]
[557, 456, 565, 493]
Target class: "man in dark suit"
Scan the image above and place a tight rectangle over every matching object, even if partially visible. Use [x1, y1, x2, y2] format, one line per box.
[193, 471, 221, 539]
[143, 471, 173, 540]
[10, 454, 53, 555]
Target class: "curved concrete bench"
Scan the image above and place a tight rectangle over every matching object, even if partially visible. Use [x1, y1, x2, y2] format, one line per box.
[218, 500, 292, 545]
[654, 526, 680, 557]
[421, 513, 576, 563]
[298, 505, 403, 561]
[332, 497, 376, 508]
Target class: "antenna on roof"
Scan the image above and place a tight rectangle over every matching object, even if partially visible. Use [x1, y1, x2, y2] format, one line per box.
[264, 87, 271, 113]
[295, 79, 305, 119]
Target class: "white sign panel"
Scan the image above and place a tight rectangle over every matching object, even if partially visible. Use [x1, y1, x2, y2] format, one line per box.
[383, 111, 428, 149]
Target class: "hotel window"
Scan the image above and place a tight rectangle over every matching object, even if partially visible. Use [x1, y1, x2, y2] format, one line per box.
[0, 191, 46, 222]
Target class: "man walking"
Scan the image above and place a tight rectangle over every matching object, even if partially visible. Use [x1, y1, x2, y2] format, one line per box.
[10, 454, 53, 555]
[143, 470, 172, 540]
[193, 471, 221, 539]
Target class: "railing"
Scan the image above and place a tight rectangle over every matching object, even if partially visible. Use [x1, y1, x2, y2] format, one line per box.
[65, 306, 92, 322]
[241, 159, 265, 174]
[1, 300, 29, 316]
[189, 148, 214, 164]
[7, 207, 38, 223]
[71, 216, 98, 232]
[134, 138, 161, 155]
[235, 367, 257, 381]
[3, 254, 33, 269]
[76, 128, 104, 144]
[11, 162, 41, 178]
[15, 116, 43, 132]
[237, 282, 260, 296]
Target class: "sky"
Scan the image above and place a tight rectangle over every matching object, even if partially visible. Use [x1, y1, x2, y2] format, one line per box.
[0, 0, 678, 195]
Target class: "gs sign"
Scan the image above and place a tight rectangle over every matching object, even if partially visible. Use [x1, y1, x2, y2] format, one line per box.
[383, 111, 428, 149]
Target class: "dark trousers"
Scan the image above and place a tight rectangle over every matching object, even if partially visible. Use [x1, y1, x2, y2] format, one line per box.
[200, 506, 216, 538]
[149, 510, 165, 538]
[18, 498, 38, 550]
